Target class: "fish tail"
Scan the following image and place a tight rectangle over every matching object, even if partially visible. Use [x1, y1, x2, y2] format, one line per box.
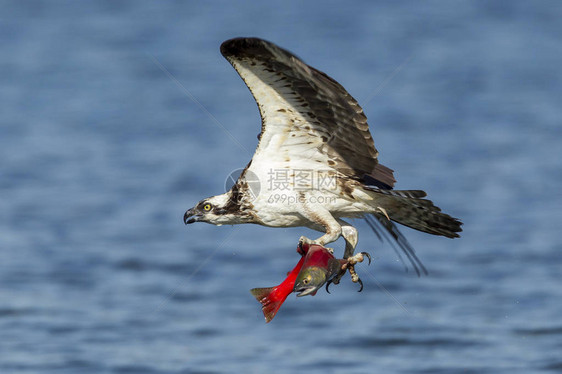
[250, 287, 283, 323]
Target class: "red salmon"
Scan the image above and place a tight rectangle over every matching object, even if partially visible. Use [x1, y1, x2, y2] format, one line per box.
[250, 246, 308, 323]
[250, 243, 346, 322]
[293, 244, 345, 297]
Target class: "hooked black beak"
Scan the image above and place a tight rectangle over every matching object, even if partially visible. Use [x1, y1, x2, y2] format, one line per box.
[183, 208, 200, 224]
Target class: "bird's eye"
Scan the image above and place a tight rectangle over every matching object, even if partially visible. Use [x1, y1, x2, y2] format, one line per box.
[203, 203, 212, 211]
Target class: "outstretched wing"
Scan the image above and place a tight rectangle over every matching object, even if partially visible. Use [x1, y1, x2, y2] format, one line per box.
[220, 37, 395, 189]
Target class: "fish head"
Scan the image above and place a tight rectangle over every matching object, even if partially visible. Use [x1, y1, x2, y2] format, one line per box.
[293, 266, 327, 297]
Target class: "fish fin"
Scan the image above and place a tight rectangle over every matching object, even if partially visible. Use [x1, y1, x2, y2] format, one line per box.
[250, 287, 282, 323]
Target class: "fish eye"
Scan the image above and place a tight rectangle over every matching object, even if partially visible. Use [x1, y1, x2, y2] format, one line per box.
[303, 275, 311, 284]
[203, 203, 212, 211]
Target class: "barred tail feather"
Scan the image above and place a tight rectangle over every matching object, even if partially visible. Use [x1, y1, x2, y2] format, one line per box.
[366, 188, 463, 239]
[363, 187, 462, 275]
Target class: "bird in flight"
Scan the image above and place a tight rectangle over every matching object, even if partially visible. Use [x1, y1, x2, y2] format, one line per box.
[184, 37, 462, 284]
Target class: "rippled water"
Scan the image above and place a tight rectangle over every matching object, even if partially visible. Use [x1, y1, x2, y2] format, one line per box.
[2, 1, 562, 373]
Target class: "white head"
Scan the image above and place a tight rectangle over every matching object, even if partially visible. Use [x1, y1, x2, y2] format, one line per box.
[183, 191, 252, 226]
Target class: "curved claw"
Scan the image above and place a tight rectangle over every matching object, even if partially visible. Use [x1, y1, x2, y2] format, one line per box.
[361, 251, 372, 265]
[325, 279, 333, 294]
[356, 277, 364, 292]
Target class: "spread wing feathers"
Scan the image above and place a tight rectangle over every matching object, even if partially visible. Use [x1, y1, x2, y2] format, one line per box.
[220, 37, 395, 189]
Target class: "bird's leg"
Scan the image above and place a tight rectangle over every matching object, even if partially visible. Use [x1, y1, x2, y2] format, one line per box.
[344, 251, 372, 289]
[296, 202, 371, 290]
[341, 225, 358, 258]
[298, 226, 340, 254]
[329, 223, 358, 285]
[297, 201, 341, 254]
[328, 222, 372, 291]
[342, 225, 361, 283]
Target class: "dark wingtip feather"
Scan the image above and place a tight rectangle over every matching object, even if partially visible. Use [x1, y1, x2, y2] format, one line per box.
[221, 37, 300, 62]
[221, 37, 263, 58]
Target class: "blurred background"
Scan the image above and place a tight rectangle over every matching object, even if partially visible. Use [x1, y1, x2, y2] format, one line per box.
[1, 1, 561, 373]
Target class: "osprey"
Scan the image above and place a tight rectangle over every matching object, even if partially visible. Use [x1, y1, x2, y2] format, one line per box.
[184, 37, 462, 283]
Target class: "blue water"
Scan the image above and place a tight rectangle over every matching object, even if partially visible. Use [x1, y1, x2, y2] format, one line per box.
[2, 1, 562, 373]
